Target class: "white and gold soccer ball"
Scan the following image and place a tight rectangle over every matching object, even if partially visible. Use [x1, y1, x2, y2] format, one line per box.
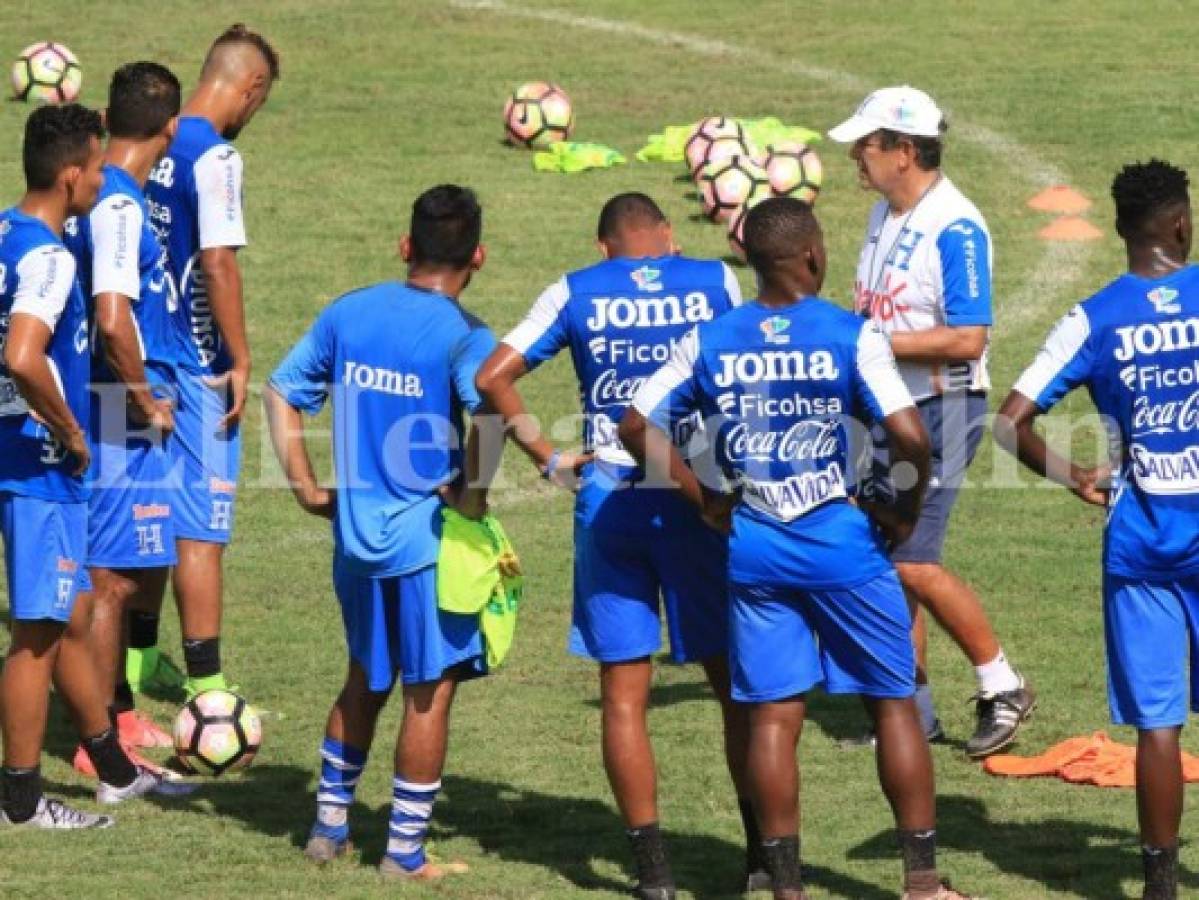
[11, 41, 82, 103]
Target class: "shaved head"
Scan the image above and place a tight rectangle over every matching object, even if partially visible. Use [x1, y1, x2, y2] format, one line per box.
[201, 23, 279, 83]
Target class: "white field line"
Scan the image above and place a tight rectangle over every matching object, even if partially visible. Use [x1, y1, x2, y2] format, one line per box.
[451, 0, 1092, 332]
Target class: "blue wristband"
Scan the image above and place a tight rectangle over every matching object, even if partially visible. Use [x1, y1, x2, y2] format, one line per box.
[542, 449, 562, 480]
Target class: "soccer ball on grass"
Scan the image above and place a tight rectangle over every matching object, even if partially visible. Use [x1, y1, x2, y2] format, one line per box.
[699, 155, 770, 223]
[11, 41, 82, 103]
[504, 81, 573, 149]
[173, 689, 262, 776]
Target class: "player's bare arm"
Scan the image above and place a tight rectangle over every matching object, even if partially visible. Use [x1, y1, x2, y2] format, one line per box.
[887, 324, 987, 364]
[475, 343, 590, 487]
[863, 404, 933, 545]
[994, 391, 1110, 506]
[201, 245, 250, 430]
[263, 384, 333, 519]
[93, 291, 174, 434]
[5, 312, 89, 475]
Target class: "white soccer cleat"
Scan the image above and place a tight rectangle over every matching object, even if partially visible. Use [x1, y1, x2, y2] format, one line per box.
[0, 797, 114, 829]
[96, 767, 200, 805]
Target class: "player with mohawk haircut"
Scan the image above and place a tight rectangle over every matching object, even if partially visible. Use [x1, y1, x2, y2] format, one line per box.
[998, 159, 1199, 900]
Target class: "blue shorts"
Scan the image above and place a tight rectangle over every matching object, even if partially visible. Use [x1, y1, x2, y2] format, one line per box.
[570, 519, 729, 664]
[1105, 573, 1199, 729]
[729, 571, 914, 703]
[864, 392, 987, 564]
[0, 493, 91, 622]
[333, 561, 486, 692]
[88, 417, 177, 569]
[171, 373, 240, 544]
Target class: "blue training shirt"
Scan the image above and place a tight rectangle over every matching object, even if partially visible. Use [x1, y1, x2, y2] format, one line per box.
[503, 254, 741, 530]
[1013, 264, 1199, 580]
[269, 282, 496, 577]
[65, 164, 175, 388]
[146, 116, 247, 379]
[633, 297, 915, 589]
[0, 208, 90, 501]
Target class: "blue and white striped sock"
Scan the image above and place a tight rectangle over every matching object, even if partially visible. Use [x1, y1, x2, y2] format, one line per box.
[385, 776, 441, 871]
[313, 737, 366, 842]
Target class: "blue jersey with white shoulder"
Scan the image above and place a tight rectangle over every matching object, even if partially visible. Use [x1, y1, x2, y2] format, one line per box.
[504, 255, 741, 465]
[1013, 265, 1199, 580]
[146, 116, 247, 379]
[65, 164, 175, 387]
[0, 208, 90, 501]
[269, 282, 496, 577]
[632, 298, 915, 589]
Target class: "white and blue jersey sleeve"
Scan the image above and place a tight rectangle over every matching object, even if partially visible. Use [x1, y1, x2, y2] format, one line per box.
[936, 218, 992, 326]
[12, 246, 76, 329]
[89, 195, 143, 300]
[502, 277, 570, 369]
[269, 311, 335, 415]
[1012, 304, 1093, 411]
[722, 262, 744, 307]
[631, 325, 701, 430]
[852, 322, 915, 422]
[195, 145, 247, 250]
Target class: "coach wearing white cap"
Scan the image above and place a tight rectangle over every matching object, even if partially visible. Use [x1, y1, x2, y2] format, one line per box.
[829, 85, 1035, 758]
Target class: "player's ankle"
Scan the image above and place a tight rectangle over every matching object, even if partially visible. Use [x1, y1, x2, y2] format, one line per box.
[627, 822, 673, 889]
[899, 828, 939, 895]
[759, 834, 802, 891]
[1, 765, 42, 823]
[1142, 843, 1179, 900]
[83, 727, 137, 788]
[182, 637, 221, 681]
[974, 649, 1020, 695]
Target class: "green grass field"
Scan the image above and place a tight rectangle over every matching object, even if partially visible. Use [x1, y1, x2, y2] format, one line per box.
[1, 1, 1197, 897]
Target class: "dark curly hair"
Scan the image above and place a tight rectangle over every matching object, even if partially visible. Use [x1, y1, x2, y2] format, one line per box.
[1112, 159, 1190, 237]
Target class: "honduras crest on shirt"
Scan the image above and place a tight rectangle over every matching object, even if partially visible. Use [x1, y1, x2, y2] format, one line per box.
[503, 255, 742, 466]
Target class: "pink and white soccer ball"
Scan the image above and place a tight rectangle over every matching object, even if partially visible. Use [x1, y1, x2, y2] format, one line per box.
[10, 41, 82, 103]
[503, 81, 574, 149]
[684, 116, 747, 178]
[699, 156, 770, 223]
[173, 689, 262, 776]
[762, 142, 823, 204]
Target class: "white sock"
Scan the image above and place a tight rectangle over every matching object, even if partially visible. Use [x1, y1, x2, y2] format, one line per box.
[914, 684, 938, 733]
[975, 650, 1021, 695]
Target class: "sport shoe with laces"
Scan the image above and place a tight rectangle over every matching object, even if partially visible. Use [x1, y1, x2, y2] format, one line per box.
[96, 766, 199, 804]
[965, 677, 1036, 759]
[128, 650, 187, 695]
[0, 796, 113, 829]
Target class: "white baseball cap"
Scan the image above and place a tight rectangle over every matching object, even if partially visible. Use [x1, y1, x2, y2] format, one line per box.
[827, 85, 944, 143]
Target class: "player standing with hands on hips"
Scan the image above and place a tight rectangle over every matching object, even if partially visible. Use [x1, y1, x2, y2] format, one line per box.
[828, 85, 1035, 756]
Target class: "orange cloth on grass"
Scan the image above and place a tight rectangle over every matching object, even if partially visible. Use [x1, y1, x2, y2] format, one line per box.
[983, 731, 1199, 787]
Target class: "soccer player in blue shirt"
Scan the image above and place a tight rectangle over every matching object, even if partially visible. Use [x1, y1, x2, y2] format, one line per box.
[64, 62, 181, 763]
[996, 160, 1199, 900]
[477, 193, 759, 898]
[0, 105, 190, 830]
[622, 198, 970, 900]
[144, 24, 279, 697]
[266, 185, 495, 881]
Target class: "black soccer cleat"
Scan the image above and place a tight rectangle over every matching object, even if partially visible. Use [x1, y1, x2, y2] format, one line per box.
[965, 677, 1036, 758]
